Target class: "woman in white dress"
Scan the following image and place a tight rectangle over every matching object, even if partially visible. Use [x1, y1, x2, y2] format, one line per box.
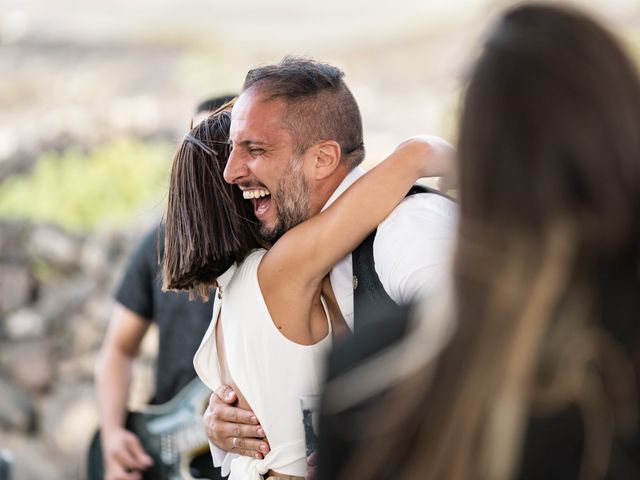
[162, 110, 452, 479]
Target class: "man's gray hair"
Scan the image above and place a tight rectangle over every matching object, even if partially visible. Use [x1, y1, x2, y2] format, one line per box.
[242, 56, 365, 169]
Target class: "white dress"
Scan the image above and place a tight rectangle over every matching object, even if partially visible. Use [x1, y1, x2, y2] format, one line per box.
[194, 249, 332, 479]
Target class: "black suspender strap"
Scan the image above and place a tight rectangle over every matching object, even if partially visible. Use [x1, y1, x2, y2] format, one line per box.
[352, 184, 440, 331]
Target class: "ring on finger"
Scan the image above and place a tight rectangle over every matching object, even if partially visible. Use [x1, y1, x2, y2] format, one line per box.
[232, 437, 238, 448]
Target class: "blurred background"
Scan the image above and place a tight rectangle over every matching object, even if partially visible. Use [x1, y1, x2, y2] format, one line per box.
[0, 0, 638, 478]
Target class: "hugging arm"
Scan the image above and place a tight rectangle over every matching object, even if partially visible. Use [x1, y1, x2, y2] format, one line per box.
[203, 386, 268, 460]
[205, 136, 454, 460]
[262, 136, 455, 290]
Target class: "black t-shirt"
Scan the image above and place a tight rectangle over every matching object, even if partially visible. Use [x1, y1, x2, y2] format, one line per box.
[114, 225, 214, 405]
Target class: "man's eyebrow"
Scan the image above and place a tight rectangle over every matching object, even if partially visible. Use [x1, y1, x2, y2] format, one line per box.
[232, 139, 268, 147]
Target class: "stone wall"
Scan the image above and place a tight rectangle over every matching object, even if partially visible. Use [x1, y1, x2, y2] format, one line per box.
[0, 220, 157, 480]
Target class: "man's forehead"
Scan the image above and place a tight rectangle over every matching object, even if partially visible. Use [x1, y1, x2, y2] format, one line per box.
[233, 90, 285, 119]
[230, 91, 289, 137]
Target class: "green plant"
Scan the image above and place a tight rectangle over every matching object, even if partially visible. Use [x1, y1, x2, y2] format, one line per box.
[0, 138, 173, 232]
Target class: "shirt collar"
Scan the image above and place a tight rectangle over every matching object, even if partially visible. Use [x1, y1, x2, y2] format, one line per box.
[321, 167, 364, 212]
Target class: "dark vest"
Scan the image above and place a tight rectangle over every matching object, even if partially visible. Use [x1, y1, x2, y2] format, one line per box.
[318, 185, 451, 478]
[351, 184, 444, 330]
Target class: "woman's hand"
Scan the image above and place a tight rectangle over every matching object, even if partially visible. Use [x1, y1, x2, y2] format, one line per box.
[393, 135, 457, 192]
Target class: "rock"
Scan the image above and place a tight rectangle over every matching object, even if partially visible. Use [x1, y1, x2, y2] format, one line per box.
[0, 431, 68, 480]
[0, 263, 36, 314]
[69, 312, 107, 354]
[82, 296, 112, 331]
[27, 225, 83, 271]
[7, 340, 54, 393]
[0, 220, 29, 260]
[0, 148, 39, 185]
[36, 275, 98, 322]
[96, 227, 130, 259]
[57, 352, 98, 382]
[39, 382, 99, 455]
[0, 376, 36, 432]
[80, 237, 109, 278]
[3, 308, 47, 340]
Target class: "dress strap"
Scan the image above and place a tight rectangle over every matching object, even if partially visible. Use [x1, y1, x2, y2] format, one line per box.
[319, 296, 333, 334]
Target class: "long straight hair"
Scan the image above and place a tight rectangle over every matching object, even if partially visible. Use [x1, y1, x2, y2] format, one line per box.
[338, 4, 640, 479]
[162, 110, 261, 300]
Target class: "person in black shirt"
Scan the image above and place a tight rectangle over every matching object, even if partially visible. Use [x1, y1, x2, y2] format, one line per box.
[94, 95, 233, 480]
[113, 226, 216, 406]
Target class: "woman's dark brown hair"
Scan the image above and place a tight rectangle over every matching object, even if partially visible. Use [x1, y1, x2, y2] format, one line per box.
[162, 110, 260, 300]
[336, 4, 640, 480]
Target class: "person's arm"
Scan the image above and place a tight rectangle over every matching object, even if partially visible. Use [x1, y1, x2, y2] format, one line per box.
[261, 136, 454, 299]
[203, 387, 269, 460]
[95, 304, 154, 480]
[207, 138, 454, 459]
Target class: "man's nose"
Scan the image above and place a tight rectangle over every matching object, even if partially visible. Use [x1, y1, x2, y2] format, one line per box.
[224, 149, 249, 184]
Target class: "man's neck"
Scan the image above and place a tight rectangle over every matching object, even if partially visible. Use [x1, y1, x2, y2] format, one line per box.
[321, 166, 365, 212]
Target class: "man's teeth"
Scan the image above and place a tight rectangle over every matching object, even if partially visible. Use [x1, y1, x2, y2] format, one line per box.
[242, 189, 271, 200]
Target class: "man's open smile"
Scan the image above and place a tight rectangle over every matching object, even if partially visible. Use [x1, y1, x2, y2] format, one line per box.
[242, 188, 272, 219]
[242, 188, 270, 199]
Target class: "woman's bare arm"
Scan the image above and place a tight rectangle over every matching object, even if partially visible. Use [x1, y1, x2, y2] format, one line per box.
[261, 136, 455, 292]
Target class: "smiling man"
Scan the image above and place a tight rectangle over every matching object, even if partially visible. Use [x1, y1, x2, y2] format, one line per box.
[225, 88, 314, 242]
[204, 56, 458, 474]
[225, 63, 366, 244]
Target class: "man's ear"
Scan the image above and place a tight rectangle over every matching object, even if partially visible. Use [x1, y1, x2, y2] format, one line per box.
[311, 140, 341, 180]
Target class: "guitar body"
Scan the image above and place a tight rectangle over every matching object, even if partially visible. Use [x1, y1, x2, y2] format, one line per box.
[88, 377, 216, 480]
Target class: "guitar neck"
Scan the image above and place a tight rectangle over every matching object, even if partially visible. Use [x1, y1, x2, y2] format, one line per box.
[168, 420, 209, 453]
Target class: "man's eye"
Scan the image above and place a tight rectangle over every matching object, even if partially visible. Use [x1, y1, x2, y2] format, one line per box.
[249, 148, 265, 156]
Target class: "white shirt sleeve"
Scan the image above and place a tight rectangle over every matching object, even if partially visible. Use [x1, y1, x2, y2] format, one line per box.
[373, 193, 458, 305]
[209, 441, 233, 474]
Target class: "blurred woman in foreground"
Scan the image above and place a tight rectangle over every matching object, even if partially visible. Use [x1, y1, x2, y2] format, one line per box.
[321, 4, 640, 479]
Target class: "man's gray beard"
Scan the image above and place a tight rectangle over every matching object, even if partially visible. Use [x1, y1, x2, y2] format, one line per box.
[260, 157, 310, 243]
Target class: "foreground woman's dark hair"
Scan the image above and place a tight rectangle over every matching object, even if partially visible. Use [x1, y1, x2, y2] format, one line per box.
[322, 4, 640, 480]
[162, 110, 260, 300]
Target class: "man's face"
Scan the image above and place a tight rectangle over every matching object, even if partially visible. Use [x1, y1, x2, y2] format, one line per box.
[225, 89, 311, 242]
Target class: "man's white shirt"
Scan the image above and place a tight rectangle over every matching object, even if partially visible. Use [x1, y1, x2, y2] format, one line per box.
[325, 167, 458, 330]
